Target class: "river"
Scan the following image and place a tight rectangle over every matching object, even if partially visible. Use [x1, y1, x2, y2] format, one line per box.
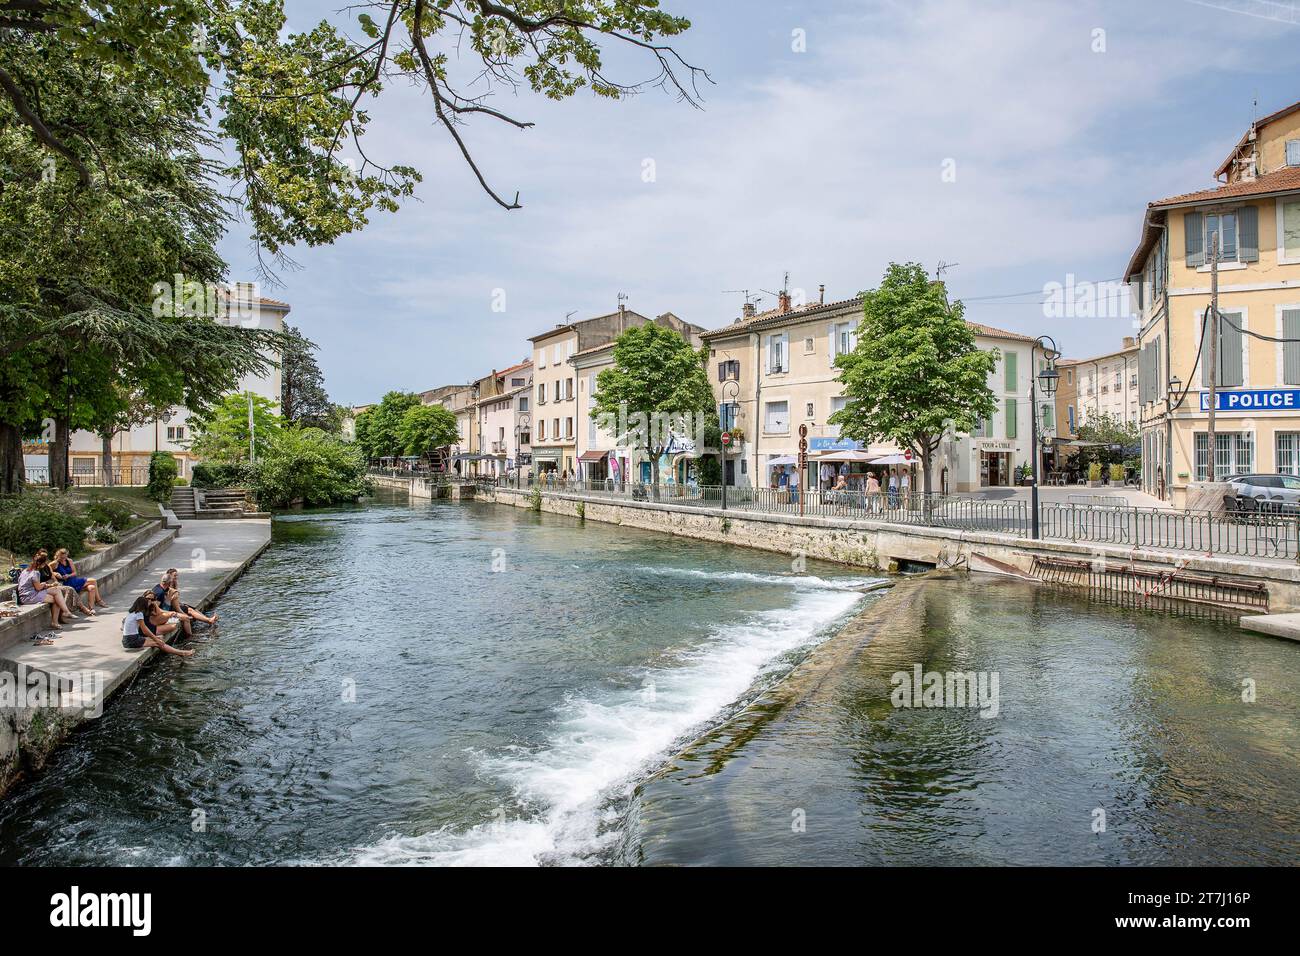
[1, 492, 1296, 866]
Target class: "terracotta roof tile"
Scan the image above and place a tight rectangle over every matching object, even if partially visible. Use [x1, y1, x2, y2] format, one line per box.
[1149, 165, 1300, 208]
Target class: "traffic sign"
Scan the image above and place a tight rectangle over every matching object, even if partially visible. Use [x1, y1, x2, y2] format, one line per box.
[721, 431, 732, 447]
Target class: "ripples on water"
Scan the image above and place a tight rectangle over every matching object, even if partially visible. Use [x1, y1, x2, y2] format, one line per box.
[0, 492, 874, 866]
[2, 494, 1296, 867]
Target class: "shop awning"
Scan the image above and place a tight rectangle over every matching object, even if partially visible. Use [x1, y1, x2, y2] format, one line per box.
[579, 450, 609, 462]
[814, 449, 876, 463]
[766, 455, 798, 467]
[869, 453, 913, 465]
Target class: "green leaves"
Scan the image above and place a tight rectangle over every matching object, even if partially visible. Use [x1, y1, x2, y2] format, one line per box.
[356, 390, 421, 459]
[398, 402, 459, 457]
[831, 262, 998, 464]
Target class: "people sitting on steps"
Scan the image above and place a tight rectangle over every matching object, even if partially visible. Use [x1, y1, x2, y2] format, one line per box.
[151, 568, 218, 630]
[51, 547, 107, 615]
[121, 594, 195, 658]
[16, 552, 74, 638]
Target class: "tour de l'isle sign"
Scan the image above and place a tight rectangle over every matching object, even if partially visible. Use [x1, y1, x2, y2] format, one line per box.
[1199, 389, 1300, 412]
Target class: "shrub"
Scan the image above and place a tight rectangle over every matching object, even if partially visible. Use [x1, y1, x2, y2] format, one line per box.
[529, 485, 542, 513]
[1109, 463, 1125, 482]
[191, 461, 260, 488]
[88, 523, 119, 544]
[252, 428, 370, 508]
[1088, 462, 1102, 482]
[0, 490, 88, 559]
[84, 496, 134, 531]
[147, 452, 179, 501]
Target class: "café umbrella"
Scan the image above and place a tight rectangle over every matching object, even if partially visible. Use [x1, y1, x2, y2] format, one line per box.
[869, 453, 913, 465]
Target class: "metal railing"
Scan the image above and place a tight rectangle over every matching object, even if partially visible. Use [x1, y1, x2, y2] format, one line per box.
[484, 478, 1300, 561]
[24, 466, 151, 487]
[1039, 501, 1300, 559]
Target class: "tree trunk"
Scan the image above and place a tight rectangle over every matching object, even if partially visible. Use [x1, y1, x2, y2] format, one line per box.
[49, 414, 70, 491]
[0, 421, 23, 494]
[101, 431, 115, 487]
[919, 438, 935, 523]
[649, 449, 661, 501]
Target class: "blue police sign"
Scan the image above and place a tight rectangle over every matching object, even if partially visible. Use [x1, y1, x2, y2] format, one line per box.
[1200, 389, 1300, 412]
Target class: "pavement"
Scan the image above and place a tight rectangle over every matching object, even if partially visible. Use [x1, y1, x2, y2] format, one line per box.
[2, 519, 271, 699]
[1240, 613, 1300, 642]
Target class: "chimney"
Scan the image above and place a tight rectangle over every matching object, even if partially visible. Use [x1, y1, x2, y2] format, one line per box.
[742, 302, 757, 319]
[778, 291, 792, 314]
[818, 284, 825, 304]
[1122, 336, 1136, 348]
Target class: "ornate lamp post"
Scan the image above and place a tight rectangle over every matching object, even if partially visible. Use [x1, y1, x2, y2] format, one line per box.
[515, 412, 530, 489]
[720, 380, 740, 511]
[1029, 335, 1060, 540]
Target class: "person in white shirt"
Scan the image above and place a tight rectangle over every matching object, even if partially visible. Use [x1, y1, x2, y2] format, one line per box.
[121, 594, 195, 657]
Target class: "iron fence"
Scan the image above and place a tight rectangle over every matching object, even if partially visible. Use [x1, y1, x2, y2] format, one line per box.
[1039, 502, 1300, 559]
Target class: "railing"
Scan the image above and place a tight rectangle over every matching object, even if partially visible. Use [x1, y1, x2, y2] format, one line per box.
[488, 478, 1300, 560]
[24, 466, 151, 487]
[1040, 502, 1300, 559]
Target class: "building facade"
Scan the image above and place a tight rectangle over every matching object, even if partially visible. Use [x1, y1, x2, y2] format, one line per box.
[1071, 339, 1140, 429]
[701, 295, 1053, 493]
[1128, 98, 1300, 504]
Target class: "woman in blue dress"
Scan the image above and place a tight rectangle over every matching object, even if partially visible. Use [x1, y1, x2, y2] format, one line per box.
[51, 547, 106, 614]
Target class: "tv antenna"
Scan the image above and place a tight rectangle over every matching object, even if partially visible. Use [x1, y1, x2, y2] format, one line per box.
[935, 261, 958, 279]
[616, 291, 629, 311]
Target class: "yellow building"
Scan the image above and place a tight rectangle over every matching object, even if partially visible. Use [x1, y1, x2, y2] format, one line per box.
[1127, 97, 1300, 504]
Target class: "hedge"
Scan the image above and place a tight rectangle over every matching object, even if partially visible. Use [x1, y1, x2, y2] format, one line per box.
[0, 490, 88, 560]
[191, 461, 260, 489]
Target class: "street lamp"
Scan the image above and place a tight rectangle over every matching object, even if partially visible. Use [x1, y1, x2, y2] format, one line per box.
[515, 412, 530, 489]
[1168, 374, 1182, 397]
[720, 380, 740, 511]
[1028, 335, 1060, 540]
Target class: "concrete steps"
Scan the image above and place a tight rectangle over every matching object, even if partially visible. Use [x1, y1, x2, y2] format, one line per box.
[170, 486, 197, 518]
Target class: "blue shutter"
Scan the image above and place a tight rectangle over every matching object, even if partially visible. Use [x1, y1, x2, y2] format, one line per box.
[1185, 212, 1204, 267]
[1239, 205, 1259, 262]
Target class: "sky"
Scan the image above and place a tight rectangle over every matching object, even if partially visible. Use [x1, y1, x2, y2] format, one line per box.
[216, 0, 1300, 405]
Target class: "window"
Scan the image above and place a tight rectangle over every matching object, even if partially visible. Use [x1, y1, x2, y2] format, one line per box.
[519, 431, 531, 445]
[1206, 210, 1239, 261]
[555, 380, 561, 402]
[764, 400, 789, 433]
[766, 334, 788, 373]
[166, 426, 185, 441]
[511, 377, 526, 387]
[588, 412, 597, 444]
[1067, 404, 1076, 433]
[1005, 398, 1018, 439]
[538, 383, 546, 405]
[1113, 370, 1121, 390]
[565, 379, 573, 401]
[1278, 433, 1300, 476]
[518, 397, 529, 412]
[552, 418, 560, 440]
[830, 321, 856, 361]
[1287, 140, 1300, 167]
[1281, 200, 1300, 263]
[564, 417, 573, 439]
[718, 359, 740, 382]
[805, 402, 815, 419]
[538, 420, 546, 441]
[804, 337, 815, 354]
[1194, 432, 1254, 480]
[719, 402, 740, 431]
[972, 416, 986, 438]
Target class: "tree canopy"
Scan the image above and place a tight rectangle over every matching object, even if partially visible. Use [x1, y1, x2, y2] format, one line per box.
[355, 390, 422, 459]
[280, 323, 334, 428]
[830, 263, 998, 498]
[591, 323, 714, 489]
[398, 403, 459, 457]
[187, 392, 283, 463]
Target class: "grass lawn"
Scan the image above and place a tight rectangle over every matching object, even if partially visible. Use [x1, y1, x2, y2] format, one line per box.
[70, 485, 161, 519]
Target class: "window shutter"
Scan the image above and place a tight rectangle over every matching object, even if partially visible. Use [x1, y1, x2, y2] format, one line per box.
[1285, 310, 1300, 385]
[1239, 205, 1259, 262]
[1005, 398, 1017, 439]
[1219, 313, 1243, 387]
[762, 336, 771, 374]
[1185, 212, 1204, 267]
[828, 323, 837, 363]
[1004, 350, 1018, 392]
[717, 362, 724, 383]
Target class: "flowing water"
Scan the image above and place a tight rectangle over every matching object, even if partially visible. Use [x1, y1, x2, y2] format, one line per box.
[1, 492, 1297, 866]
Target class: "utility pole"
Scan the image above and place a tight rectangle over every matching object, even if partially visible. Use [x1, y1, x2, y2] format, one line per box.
[1207, 231, 1219, 482]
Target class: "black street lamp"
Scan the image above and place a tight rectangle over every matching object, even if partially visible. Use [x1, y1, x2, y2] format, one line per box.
[720, 380, 740, 511]
[1029, 335, 1060, 540]
[515, 412, 530, 489]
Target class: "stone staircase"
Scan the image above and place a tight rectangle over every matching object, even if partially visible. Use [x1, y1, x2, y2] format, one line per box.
[170, 485, 197, 519]
[170, 486, 252, 519]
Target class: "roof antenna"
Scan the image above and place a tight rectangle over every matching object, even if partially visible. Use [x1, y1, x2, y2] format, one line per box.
[935, 261, 958, 280]
[616, 292, 629, 313]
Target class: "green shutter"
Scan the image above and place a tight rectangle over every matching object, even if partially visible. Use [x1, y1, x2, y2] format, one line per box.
[1004, 350, 1017, 392]
[1285, 310, 1300, 385]
[1005, 398, 1018, 439]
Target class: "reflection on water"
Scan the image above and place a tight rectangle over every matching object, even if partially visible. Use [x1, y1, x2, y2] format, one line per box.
[633, 574, 1300, 865]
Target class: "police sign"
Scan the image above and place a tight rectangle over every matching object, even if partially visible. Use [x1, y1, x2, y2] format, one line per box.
[1200, 389, 1300, 412]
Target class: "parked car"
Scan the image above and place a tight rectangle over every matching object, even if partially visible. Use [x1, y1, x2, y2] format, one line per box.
[1224, 474, 1300, 513]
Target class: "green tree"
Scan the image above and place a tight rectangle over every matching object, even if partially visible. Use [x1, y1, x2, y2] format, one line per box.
[361, 391, 421, 460]
[280, 323, 334, 427]
[188, 393, 284, 463]
[1, 0, 704, 253]
[253, 427, 370, 508]
[830, 263, 998, 503]
[398, 403, 459, 457]
[1075, 411, 1139, 469]
[591, 324, 714, 496]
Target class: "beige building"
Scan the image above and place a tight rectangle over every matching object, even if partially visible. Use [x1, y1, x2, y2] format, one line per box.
[1071, 339, 1140, 429]
[569, 313, 705, 483]
[701, 293, 1053, 493]
[1128, 97, 1300, 504]
[474, 360, 533, 477]
[529, 307, 701, 477]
